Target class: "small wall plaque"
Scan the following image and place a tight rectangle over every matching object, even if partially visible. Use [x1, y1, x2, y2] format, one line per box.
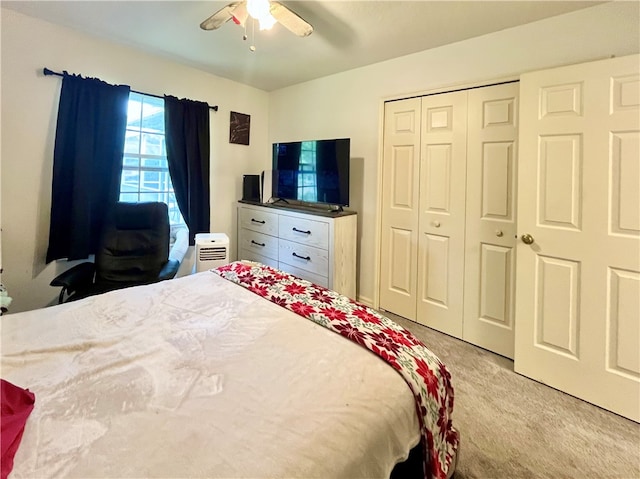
[230, 111, 250, 145]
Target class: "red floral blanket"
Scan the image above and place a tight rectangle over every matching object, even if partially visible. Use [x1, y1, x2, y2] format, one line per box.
[214, 261, 459, 479]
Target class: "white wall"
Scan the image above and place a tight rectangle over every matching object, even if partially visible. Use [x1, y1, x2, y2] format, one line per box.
[0, 8, 269, 313]
[268, 1, 640, 306]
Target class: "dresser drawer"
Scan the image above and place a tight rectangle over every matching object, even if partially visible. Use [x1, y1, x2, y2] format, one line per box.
[239, 229, 278, 261]
[279, 215, 329, 250]
[239, 207, 278, 236]
[239, 249, 279, 268]
[278, 262, 329, 288]
[278, 239, 329, 277]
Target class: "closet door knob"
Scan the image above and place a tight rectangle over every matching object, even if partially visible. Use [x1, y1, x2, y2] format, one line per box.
[433, 221, 441, 228]
[496, 230, 504, 237]
[521, 234, 535, 245]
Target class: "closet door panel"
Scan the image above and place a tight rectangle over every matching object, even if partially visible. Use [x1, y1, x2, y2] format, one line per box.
[380, 98, 421, 319]
[479, 244, 512, 325]
[416, 91, 467, 336]
[423, 144, 452, 212]
[421, 233, 450, 306]
[463, 82, 519, 358]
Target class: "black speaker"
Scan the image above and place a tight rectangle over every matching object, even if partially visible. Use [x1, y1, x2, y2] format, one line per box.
[242, 174, 261, 202]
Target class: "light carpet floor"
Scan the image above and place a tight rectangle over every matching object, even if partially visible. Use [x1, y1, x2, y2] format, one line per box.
[385, 312, 640, 479]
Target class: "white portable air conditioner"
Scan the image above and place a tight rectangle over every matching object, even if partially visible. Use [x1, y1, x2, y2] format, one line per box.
[195, 233, 229, 272]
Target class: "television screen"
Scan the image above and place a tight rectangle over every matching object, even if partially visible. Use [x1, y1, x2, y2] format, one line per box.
[272, 138, 350, 207]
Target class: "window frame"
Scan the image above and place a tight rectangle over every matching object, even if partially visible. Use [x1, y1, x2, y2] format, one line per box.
[119, 92, 185, 226]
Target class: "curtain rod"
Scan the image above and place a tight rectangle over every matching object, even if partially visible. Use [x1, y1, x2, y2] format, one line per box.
[43, 68, 219, 112]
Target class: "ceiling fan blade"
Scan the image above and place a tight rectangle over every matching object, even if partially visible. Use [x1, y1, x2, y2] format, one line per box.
[270, 1, 313, 37]
[231, 2, 249, 27]
[200, 2, 243, 30]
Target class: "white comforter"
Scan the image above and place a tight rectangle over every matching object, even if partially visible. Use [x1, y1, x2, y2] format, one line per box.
[1, 271, 420, 478]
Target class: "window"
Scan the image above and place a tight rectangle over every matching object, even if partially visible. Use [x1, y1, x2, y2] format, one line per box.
[297, 141, 317, 202]
[120, 92, 184, 225]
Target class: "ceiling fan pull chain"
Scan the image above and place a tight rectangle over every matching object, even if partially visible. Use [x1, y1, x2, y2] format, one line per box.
[250, 18, 256, 52]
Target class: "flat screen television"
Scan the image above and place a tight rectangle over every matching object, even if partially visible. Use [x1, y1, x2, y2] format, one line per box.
[272, 138, 350, 208]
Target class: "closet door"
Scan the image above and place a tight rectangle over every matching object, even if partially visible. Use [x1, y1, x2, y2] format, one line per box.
[514, 55, 640, 421]
[463, 82, 519, 359]
[379, 98, 421, 320]
[416, 91, 468, 336]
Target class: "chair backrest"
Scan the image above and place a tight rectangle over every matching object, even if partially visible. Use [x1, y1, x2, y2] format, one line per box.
[95, 202, 170, 288]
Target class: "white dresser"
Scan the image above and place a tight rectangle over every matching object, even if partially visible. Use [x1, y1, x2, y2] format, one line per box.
[237, 202, 357, 298]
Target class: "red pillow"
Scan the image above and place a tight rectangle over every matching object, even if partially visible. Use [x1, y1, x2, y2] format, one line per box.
[1, 380, 35, 479]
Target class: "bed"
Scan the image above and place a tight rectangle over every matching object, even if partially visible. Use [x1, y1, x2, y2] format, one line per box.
[1, 261, 458, 479]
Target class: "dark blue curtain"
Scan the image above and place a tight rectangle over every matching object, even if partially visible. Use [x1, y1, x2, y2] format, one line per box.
[164, 96, 210, 245]
[46, 74, 130, 263]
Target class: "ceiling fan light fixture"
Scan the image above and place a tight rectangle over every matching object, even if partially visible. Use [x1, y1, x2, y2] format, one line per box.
[247, 0, 276, 31]
[200, 0, 313, 37]
[247, 0, 271, 20]
[258, 14, 277, 30]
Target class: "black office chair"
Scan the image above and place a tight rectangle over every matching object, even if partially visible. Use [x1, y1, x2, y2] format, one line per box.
[51, 202, 182, 303]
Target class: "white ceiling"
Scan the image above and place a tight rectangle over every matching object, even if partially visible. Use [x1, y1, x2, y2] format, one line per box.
[2, 1, 602, 91]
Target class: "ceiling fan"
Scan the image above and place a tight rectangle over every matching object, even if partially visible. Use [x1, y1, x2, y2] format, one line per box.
[200, 0, 313, 37]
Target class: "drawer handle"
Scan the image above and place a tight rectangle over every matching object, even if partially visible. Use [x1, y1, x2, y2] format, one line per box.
[251, 240, 266, 247]
[292, 252, 311, 261]
[292, 227, 311, 235]
[251, 218, 266, 224]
